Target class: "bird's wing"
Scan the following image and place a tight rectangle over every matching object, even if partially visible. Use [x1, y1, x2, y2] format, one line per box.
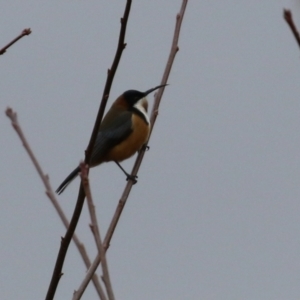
[90, 111, 133, 165]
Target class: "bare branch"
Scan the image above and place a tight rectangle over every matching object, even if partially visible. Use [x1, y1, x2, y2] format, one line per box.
[5, 107, 104, 298]
[0, 28, 31, 55]
[73, 163, 114, 300]
[75, 0, 188, 291]
[283, 9, 300, 49]
[46, 1, 132, 298]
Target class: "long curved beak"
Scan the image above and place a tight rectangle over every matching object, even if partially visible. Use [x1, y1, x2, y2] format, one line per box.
[143, 84, 168, 96]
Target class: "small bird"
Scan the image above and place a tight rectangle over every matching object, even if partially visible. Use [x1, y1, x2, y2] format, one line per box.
[56, 84, 167, 194]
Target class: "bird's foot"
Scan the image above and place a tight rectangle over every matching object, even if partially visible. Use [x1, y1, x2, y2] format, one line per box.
[140, 144, 150, 152]
[126, 174, 138, 184]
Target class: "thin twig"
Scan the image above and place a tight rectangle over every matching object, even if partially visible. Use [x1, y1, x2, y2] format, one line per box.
[5, 107, 104, 298]
[0, 28, 31, 55]
[45, 1, 132, 299]
[75, 0, 188, 292]
[283, 9, 300, 49]
[73, 163, 114, 300]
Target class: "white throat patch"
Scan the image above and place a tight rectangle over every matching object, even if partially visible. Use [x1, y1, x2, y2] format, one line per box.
[134, 98, 150, 125]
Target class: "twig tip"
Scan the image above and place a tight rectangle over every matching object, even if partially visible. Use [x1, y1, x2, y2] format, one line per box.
[5, 107, 17, 121]
[283, 9, 292, 21]
[5, 107, 13, 115]
[22, 28, 32, 36]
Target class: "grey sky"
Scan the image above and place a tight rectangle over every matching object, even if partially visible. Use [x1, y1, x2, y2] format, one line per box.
[1, 1, 300, 299]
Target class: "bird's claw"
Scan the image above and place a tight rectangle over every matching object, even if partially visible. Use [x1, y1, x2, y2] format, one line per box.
[126, 174, 138, 184]
[140, 144, 150, 152]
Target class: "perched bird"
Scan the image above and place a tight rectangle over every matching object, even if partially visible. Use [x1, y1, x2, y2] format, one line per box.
[56, 84, 167, 194]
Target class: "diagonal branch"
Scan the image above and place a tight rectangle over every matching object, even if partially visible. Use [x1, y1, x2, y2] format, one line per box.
[45, 1, 132, 299]
[0, 28, 31, 55]
[74, 0, 188, 293]
[283, 9, 300, 49]
[5, 107, 104, 298]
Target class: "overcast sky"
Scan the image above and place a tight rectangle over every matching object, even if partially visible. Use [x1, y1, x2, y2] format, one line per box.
[2, 1, 300, 299]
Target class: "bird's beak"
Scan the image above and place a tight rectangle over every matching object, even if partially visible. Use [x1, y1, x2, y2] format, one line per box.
[143, 84, 168, 96]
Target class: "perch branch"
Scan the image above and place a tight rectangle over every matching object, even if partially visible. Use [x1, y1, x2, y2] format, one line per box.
[75, 0, 188, 293]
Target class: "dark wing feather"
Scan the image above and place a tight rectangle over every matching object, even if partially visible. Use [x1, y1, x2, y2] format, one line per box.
[90, 111, 132, 166]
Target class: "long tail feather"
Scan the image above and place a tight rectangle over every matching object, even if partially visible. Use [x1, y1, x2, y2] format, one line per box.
[56, 166, 80, 195]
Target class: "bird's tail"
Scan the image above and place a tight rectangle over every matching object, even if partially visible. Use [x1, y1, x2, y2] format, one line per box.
[56, 166, 80, 195]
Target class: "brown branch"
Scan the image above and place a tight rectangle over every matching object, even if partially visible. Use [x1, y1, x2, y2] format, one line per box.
[45, 1, 132, 299]
[283, 9, 300, 49]
[5, 107, 104, 298]
[75, 0, 188, 292]
[73, 163, 114, 300]
[0, 28, 31, 55]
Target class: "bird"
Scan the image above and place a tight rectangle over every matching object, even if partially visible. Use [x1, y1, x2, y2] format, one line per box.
[56, 84, 167, 194]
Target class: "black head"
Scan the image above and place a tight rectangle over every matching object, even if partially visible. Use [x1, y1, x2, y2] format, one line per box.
[123, 84, 168, 107]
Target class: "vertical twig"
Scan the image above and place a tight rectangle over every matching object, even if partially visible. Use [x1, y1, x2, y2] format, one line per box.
[74, 0, 188, 292]
[46, 1, 132, 299]
[73, 163, 114, 300]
